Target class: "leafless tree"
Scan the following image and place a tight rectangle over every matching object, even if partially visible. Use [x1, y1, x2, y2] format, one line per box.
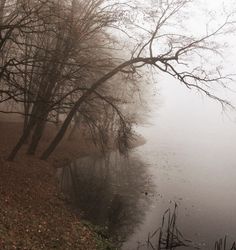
[6, 0, 123, 160]
[1, 0, 235, 161]
[40, 0, 236, 159]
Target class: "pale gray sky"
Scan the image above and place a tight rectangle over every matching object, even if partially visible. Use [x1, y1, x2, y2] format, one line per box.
[142, 0, 236, 138]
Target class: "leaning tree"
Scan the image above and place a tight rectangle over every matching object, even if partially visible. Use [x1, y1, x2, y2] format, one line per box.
[3, 0, 236, 160]
[40, 0, 236, 159]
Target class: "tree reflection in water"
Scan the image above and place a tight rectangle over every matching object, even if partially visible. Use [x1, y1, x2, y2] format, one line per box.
[57, 151, 153, 244]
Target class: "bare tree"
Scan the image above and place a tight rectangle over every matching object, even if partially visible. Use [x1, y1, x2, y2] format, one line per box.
[40, 0, 236, 159]
[6, 0, 122, 160]
[1, 0, 235, 161]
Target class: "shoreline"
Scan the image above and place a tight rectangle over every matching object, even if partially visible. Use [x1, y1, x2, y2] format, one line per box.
[0, 120, 144, 249]
[0, 121, 108, 249]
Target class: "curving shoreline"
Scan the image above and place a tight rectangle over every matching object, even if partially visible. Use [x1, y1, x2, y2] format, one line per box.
[0, 121, 144, 249]
[0, 121, 112, 249]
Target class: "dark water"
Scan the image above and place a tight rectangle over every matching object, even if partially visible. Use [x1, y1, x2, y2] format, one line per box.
[57, 152, 154, 246]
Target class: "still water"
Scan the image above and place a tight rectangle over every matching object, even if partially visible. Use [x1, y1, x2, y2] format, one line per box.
[123, 81, 236, 249]
[58, 80, 236, 249]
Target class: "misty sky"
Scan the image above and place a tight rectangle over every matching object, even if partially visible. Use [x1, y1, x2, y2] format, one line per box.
[147, 0, 236, 136]
[130, 3, 236, 246]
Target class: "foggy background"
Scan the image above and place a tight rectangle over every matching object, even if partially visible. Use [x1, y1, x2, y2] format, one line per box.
[123, 0, 236, 248]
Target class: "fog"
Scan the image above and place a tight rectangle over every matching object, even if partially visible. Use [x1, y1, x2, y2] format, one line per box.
[57, 0, 236, 248]
[2, 0, 236, 248]
[122, 73, 236, 249]
[120, 1, 236, 248]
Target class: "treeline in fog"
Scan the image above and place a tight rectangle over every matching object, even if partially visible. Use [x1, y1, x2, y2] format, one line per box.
[0, 0, 235, 160]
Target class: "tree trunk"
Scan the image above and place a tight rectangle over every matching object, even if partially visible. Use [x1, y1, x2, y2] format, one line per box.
[40, 104, 78, 160]
[27, 118, 46, 155]
[40, 57, 146, 160]
[23, 114, 28, 133]
[22, 100, 31, 143]
[7, 121, 36, 160]
[7, 102, 41, 160]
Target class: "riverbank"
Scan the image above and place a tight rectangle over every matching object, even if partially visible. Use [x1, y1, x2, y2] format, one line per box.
[0, 121, 117, 249]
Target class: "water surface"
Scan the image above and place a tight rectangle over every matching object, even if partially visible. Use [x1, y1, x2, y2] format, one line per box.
[58, 79, 236, 249]
[122, 80, 236, 249]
